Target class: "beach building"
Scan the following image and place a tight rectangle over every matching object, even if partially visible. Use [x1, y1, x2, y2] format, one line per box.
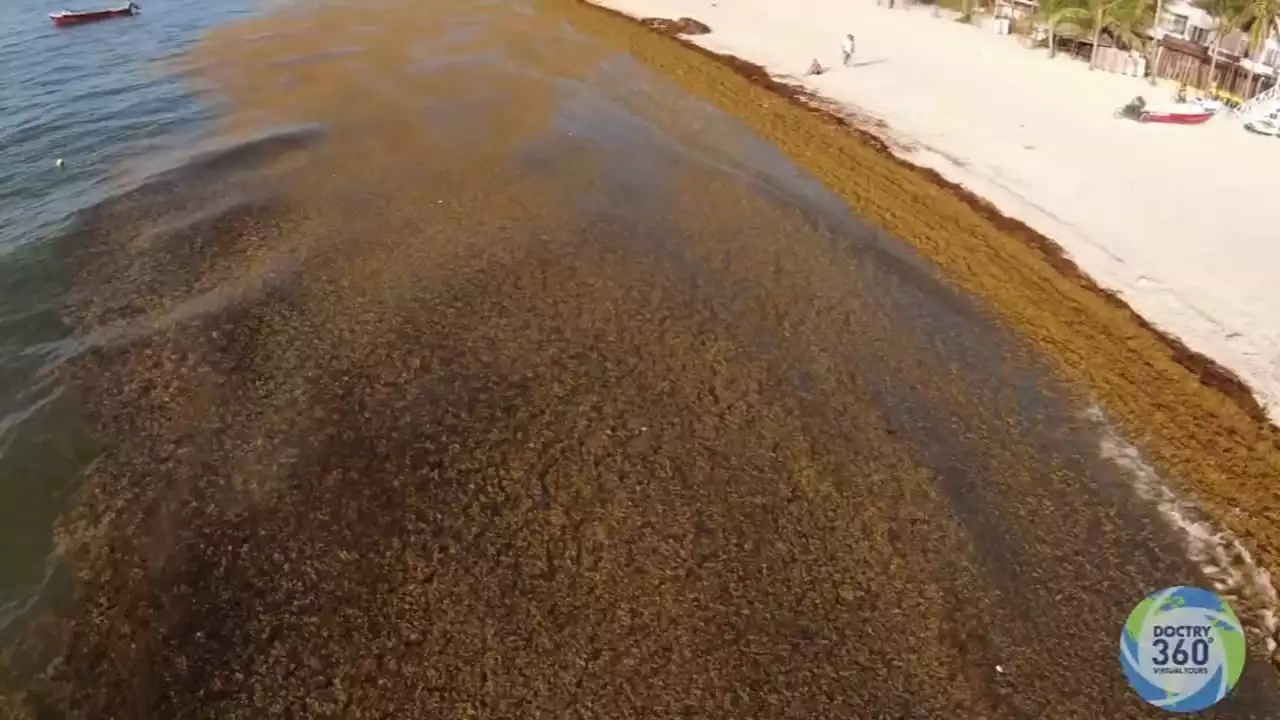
[1151, 0, 1218, 45]
[987, 0, 1276, 100]
[1151, 1, 1279, 68]
[1142, 1, 1279, 101]
[992, 0, 1037, 21]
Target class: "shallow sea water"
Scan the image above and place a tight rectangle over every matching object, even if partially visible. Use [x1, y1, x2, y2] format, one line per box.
[0, 0, 263, 641]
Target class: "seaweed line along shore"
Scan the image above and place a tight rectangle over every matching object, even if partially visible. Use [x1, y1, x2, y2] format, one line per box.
[552, 0, 1280, 666]
[559, 0, 1280, 637]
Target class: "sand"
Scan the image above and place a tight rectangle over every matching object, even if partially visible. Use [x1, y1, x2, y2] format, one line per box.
[588, 0, 1280, 428]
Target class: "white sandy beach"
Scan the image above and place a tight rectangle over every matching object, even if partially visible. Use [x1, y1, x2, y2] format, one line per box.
[593, 0, 1280, 425]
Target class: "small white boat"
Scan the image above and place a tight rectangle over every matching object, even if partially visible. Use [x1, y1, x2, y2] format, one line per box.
[1245, 114, 1280, 136]
[1192, 97, 1225, 114]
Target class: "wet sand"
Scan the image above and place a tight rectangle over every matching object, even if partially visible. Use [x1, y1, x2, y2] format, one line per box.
[4, 0, 1279, 717]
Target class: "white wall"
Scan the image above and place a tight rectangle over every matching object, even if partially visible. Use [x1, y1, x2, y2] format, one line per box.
[1155, 1, 1280, 70]
[1154, 0, 1218, 41]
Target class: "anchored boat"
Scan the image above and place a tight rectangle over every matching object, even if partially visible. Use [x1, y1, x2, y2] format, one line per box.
[49, 2, 139, 28]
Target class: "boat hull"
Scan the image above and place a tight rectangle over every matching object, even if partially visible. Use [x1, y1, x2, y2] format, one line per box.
[49, 7, 137, 27]
[1138, 110, 1214, 125]
[1246, 120, 1280, 136]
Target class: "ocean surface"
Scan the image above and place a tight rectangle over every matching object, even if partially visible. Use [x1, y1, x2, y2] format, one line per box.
[0, 0, 263, 640]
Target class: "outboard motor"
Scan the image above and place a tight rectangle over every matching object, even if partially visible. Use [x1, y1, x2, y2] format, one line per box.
[1116, 95, 1146, 119]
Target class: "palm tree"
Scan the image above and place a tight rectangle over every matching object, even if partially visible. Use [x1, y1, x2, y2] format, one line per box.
[1242, 0, 1280, 47]
[1052, 0, 1154, 68]
[1195, 0, 1252, 92]
[1146, 0, 1169, 82]
[1235, 0, 1280, 96]
[1036, 0, 1081, 58]
[1108, 0, 1157, 54]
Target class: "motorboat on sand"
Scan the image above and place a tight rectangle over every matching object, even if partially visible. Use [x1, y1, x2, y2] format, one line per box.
[1115, 96, 1216, 125]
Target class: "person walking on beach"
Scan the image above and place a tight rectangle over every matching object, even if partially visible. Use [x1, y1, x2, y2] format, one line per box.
[841, 33, 856, 67]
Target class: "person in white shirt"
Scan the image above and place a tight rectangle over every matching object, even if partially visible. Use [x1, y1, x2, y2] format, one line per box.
[841, 34, 856, 67]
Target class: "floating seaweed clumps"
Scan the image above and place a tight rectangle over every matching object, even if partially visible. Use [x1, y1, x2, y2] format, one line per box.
[641, 17, 711, 36]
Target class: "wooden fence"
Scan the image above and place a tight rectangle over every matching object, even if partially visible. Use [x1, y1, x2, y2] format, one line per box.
[1153, 35, 1275, 100]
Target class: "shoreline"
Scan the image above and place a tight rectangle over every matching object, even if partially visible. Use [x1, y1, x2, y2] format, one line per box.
[546, 0, 1280, 643]
[607, 10, 1272, 429]
[585, 0, 1280, 432]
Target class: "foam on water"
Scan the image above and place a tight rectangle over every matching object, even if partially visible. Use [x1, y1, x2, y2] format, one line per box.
[1086, 403, 1280, 669]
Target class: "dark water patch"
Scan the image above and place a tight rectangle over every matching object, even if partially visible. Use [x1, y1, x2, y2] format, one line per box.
[412, 24, 487, 60]
[0, 106, 314, 656]
[62, 125, 324, 345]
[99, 122, 325, 199]
[0, 386, 92, 649]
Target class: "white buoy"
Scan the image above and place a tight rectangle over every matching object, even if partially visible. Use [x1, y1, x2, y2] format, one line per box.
[55, 158, 65, 169]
